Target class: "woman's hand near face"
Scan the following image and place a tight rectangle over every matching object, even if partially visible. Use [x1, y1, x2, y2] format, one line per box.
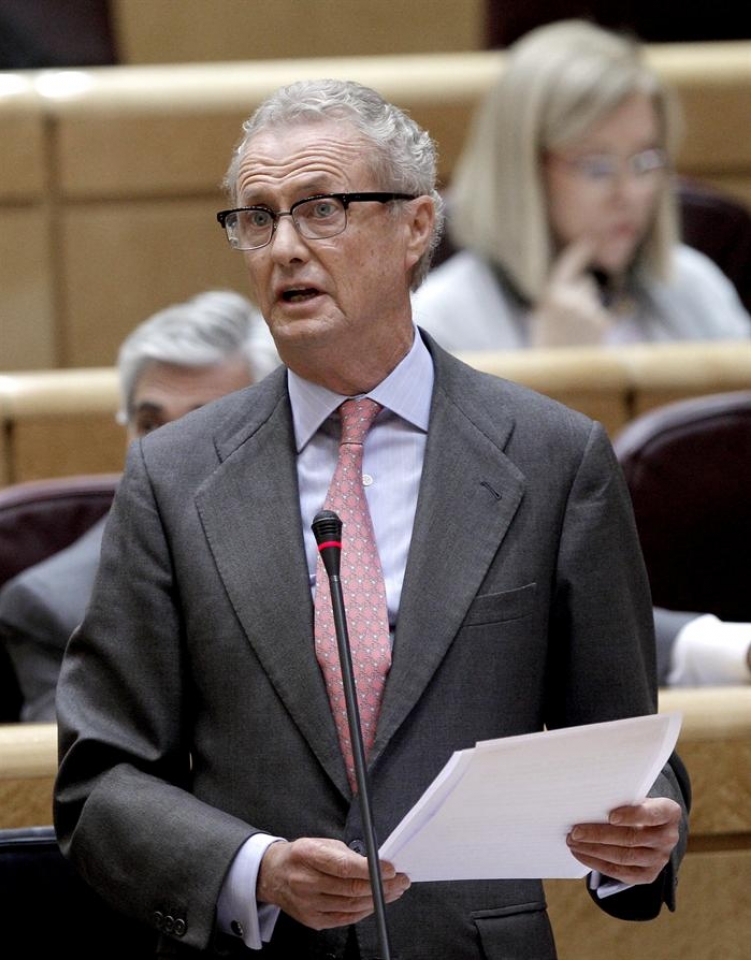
[529, 238, 614, 347]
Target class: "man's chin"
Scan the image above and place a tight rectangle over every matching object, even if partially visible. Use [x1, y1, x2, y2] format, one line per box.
[268, 312, 341, 348]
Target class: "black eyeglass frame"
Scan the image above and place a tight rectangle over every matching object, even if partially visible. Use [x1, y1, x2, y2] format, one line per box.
[216, 192, 417, 249]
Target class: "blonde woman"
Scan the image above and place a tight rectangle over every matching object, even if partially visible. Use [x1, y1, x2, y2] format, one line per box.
[413, 19, 751, 350]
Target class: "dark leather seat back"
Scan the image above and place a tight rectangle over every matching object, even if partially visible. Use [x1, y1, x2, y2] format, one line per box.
[0, 474, 120, 590]
[0, 474, 119, 721]
[613, 391, 751, 621]
[678, 178, 751, 314]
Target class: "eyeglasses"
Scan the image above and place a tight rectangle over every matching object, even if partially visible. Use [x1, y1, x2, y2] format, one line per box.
[549, 147, 669, 185]
[216, 192, 416, 250]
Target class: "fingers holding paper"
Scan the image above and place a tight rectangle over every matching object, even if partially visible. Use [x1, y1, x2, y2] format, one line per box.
[257, 837, 411, 930]
[566, 797, 682, 885]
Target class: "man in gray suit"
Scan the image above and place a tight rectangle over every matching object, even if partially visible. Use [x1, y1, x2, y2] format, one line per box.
[0, 290, 278, 721]
[55, 80, 689, 959]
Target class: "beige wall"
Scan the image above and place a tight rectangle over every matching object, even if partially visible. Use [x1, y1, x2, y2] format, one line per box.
[111, 0, 486, 63]
[0, 84, 55, 370]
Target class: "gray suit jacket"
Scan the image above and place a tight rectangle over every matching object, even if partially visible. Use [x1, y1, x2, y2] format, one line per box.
[0, 518, 105, 721]
[55, 335, 689, 959]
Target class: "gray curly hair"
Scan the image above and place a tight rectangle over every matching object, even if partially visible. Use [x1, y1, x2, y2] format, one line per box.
[223, 79, 444, 289]
[116, 289, 279, 424]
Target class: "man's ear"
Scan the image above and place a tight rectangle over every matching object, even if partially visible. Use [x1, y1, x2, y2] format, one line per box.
[403, 196, 436, 273]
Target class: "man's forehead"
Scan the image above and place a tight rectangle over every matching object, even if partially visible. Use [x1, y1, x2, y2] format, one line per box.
[133, 358, 252, 401]
[236, 120, 376, 196]
[244, 116, 363, 149]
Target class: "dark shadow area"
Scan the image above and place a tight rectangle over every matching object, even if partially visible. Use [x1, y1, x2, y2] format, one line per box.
[0, 826, 157, 958]
[0, 0, 117, 69]
[485, 1, 751, 47]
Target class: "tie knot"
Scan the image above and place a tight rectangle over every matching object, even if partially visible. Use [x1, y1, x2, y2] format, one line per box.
[338, 397, 382, 445]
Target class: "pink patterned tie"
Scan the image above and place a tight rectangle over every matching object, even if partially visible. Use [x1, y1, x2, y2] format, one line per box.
[315, 397, 391, 791]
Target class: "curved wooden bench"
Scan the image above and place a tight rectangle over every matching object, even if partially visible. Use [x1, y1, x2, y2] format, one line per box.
[3, 340, 751, 484]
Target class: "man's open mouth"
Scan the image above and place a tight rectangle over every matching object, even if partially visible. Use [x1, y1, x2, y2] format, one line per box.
[282, 288, 320, 303]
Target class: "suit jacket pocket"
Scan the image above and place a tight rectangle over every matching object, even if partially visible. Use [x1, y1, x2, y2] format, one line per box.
[472, 900, 556, 959]
[463, 583, 536, 627]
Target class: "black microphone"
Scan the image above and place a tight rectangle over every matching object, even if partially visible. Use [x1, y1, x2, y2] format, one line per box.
[312, 509, 393, 960]
[313, 509, 343, 579]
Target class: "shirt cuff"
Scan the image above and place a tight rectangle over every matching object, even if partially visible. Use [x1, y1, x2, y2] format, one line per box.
[216, 833, 284, 950]
[588, 870, 632, 898]
[667, 614, 751, 686]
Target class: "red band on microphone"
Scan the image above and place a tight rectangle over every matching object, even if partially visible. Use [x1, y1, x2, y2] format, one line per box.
[317, 540, 342, 552]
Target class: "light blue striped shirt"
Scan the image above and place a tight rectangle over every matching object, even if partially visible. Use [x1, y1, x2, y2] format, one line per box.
[218, 328, 434, 949]
[289, 327, 434, 624]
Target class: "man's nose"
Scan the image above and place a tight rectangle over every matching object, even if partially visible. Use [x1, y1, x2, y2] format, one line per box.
[269, 213, 308, 260]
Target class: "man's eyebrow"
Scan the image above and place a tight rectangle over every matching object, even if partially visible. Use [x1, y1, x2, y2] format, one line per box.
[240, 180, 336, 206]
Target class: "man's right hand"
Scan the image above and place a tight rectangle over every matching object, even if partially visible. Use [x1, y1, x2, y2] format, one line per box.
[257, 837, 411, 930]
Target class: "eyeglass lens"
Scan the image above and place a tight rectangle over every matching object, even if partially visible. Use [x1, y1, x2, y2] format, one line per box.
[226, 196, 347, 250]
[568, 148, 667, 182]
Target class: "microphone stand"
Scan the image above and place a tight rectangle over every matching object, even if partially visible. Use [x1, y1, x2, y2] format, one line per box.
[312, 510, 393, 960]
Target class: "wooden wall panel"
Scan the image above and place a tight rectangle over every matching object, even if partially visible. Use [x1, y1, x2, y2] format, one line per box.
[55, 105, 245, 198]
[0, 777, 54, 828]
[0, 83, 55, 372]
[58, 198, 249, 367]
[111, 0, 485, 64]
[10, 415, 124, 484]
[547, 848, 751, 960]
[0, 85, 47, 201]
[0, 209, 55, 371]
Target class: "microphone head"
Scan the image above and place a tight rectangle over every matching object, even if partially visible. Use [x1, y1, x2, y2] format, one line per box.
[312, 510, 342, 578]
[312, 509, 342, 545]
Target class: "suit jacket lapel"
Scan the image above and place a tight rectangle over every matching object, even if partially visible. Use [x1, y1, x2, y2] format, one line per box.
[372, 347, 526, 759]
[194, 374, 347, 792]
[193, 349, 527, 793]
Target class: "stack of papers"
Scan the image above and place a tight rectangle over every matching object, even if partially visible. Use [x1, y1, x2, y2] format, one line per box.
[379, 712, 681, 880]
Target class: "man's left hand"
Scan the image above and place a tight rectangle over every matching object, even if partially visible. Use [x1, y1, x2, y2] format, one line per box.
[566, 798, 682, 885]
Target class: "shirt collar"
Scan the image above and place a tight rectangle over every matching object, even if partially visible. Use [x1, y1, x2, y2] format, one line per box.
[288, 327, 434, 452]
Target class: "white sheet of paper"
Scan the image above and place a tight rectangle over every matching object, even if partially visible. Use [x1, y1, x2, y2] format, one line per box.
[379, 712, 682, 881]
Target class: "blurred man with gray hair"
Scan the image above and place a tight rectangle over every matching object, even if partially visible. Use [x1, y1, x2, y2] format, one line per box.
[0, 289, 278, 721]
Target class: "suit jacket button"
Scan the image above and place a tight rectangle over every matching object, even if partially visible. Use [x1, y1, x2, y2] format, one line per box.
[230, 920, 244, 937]
[348, 839, 366, 855]
[173, 918, 187, 937]
[152, 911, 164, 930]
[162, 915, 175, 934]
